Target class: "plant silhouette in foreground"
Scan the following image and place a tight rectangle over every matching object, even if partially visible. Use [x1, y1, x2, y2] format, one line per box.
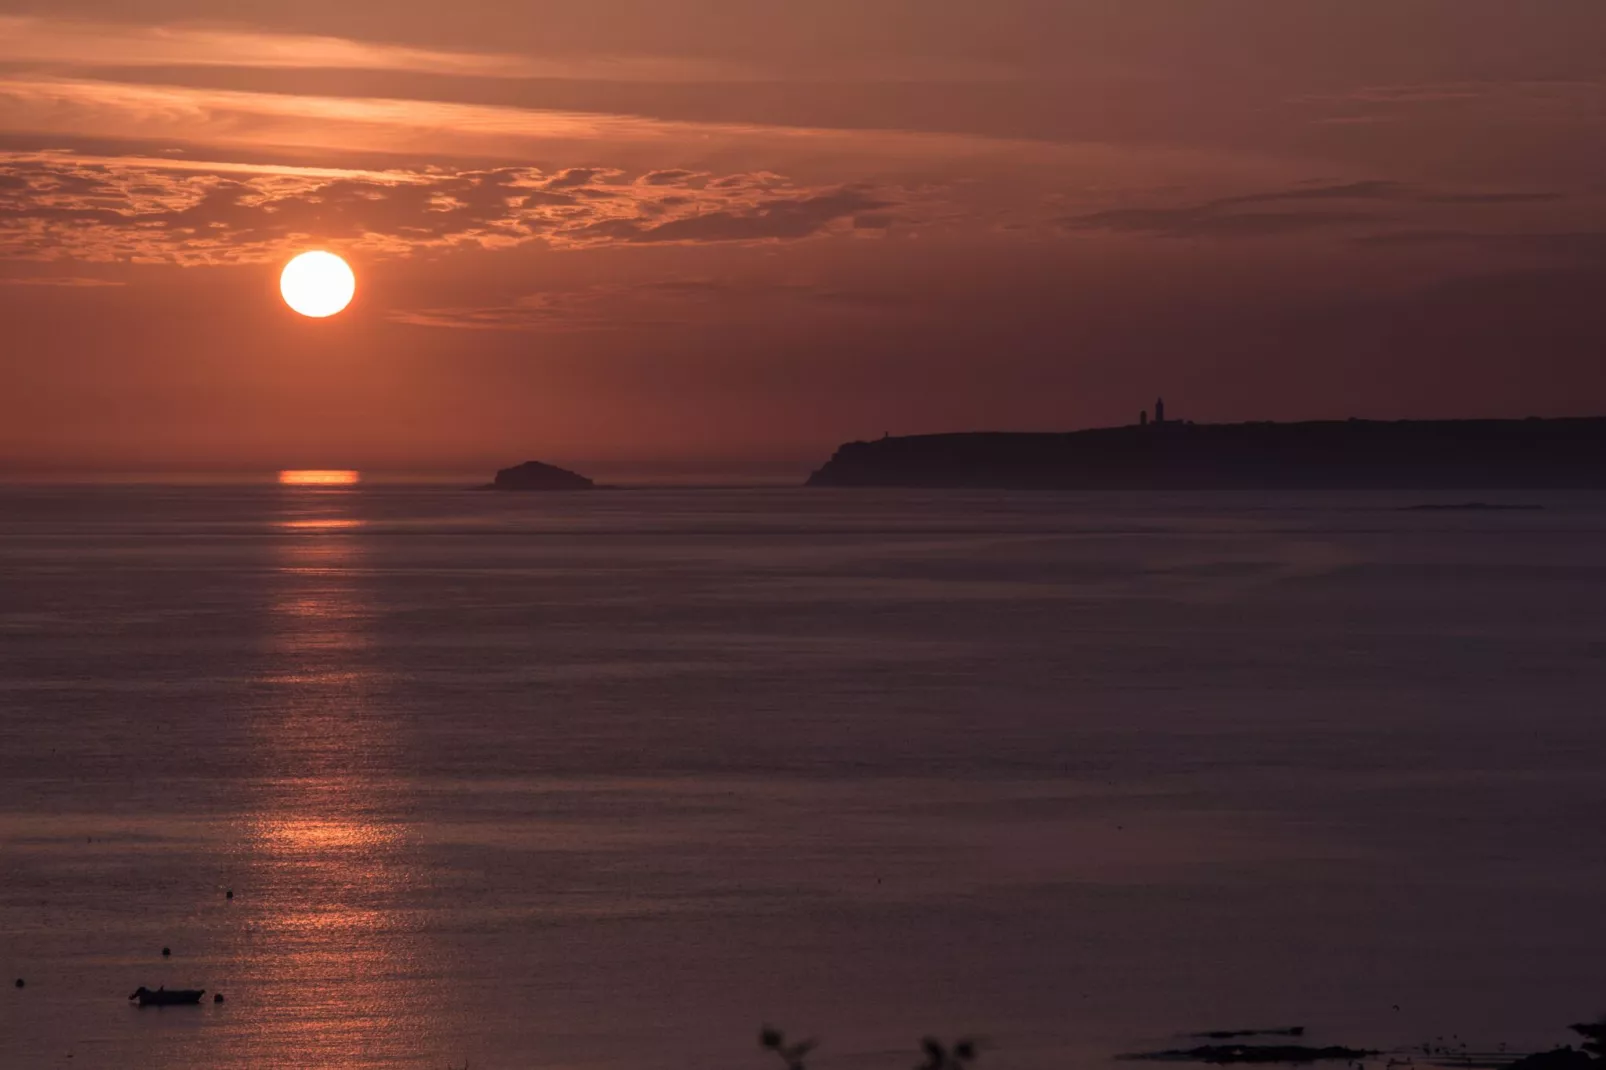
[1567, 1017, 1604, 1060]
[760, 1026, 818, 1070]
[917, 1037, 980, 1070]
[760, 1027, 980, 1070]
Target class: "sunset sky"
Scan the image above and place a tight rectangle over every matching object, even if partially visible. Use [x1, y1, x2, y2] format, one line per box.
[3, 2, 1606, 476]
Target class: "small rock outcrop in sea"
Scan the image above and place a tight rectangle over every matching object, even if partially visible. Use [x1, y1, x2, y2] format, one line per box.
[484, 461, 595, 491]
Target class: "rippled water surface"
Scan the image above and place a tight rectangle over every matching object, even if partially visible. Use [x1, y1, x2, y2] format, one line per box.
[2, 485, 1605, 1068]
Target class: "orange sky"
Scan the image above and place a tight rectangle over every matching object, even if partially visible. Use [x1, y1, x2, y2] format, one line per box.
[3, 3, 1606, 477]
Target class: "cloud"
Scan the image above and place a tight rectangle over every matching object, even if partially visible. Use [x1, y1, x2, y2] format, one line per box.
[545, 167, 618, 190]
[1067, 205, 1374, 238]
[0, 16, 756, 82]
[0, 74, 1027, 169]
[567, 187, 891, 244]
[0, 152, 903, 263]
[1355, 229, 1606, 262]
[388, 277, 888, 333]
[1288, 80, 1606, 131]
[0, 274, 123, 286]
[638, 169, 705, 187]
[0, 16, 1026, 85]
[1063, 181, 1565, 239]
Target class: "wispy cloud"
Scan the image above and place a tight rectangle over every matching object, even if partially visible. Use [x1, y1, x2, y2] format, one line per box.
[1063, 181, 1565, 240]
[0, 274, 123, 286]
[1354, 229, 1606, 262]
[0, 17, 1025, 84]
[0, 74, 1022, 166]
[0, 17, 756, 81]
[388, 277, 900, 333]
[0, 152, 903, 264]
[1289, 79, 1606, 128]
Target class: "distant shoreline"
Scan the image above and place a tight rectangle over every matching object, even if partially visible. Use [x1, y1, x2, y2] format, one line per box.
[804, 417, 1606, 490]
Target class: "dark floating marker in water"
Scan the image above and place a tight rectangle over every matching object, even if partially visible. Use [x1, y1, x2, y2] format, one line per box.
[161, 947, 171, 957]
[225, 889, 233, 900]
[213, 993, 225, 1003]
[129, 986, 204, 1007]
[14, 978, 23, 988]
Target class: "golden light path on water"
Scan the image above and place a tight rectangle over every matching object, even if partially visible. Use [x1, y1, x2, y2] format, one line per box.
[221, 476, 449, 1066]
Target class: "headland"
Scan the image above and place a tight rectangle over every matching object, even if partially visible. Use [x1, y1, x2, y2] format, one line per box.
[805, 415, 1606, 490]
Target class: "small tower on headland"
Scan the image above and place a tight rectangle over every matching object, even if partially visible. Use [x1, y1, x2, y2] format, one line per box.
[1155, 397, 1166, 425]
[1139, 410, 1149, 428]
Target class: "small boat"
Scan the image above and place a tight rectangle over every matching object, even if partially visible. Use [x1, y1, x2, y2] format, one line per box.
[129, 986, 205, 1007]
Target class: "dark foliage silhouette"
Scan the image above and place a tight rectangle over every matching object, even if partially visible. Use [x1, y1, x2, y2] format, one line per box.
[1569, 1017, 1605, 1059]
[761, 1027, 979, 1070]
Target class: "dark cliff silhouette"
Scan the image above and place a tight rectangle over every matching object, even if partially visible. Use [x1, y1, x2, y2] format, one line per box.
[804, 417, 1606, 490]
[484, 461, 595, 491]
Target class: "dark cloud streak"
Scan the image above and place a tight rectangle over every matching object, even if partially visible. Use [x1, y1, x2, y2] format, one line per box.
[1065, 180, 1568, 239]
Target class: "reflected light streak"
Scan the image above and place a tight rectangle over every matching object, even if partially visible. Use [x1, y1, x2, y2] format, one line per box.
[280, 518, 364, 531]
[279, 469, 361, 486]
[232, 486, 442, 1065]
[255, 814, 399, 853]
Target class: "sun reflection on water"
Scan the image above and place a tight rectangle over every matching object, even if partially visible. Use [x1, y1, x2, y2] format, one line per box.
[278, 469, 361, 486]
[279, 517, 364, 531]
[223, 484, 444, 1066]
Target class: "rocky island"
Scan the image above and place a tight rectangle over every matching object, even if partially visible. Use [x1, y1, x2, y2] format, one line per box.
[484, 460, 595, 491]
[805, 416, 1606, 490]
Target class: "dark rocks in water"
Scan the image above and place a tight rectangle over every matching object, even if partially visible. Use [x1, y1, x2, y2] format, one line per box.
[214, 993, 225, 1004]
[1122, 1045, 1376, 1064]
[1504, 1048, 1598, 1070]
[14, 978, 22, 988]
[1195, 1030, 1307, 1041]
[225, 889, 233, 900]
[160, 947, 171, 957]
[484, 461, 595, 491]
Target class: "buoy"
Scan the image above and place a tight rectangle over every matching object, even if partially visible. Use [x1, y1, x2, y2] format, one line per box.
[161, 947, 171, 957]
[225, 889, 233, 900]
[14, 978, 23, 988]
[214, 993, 225, 1003]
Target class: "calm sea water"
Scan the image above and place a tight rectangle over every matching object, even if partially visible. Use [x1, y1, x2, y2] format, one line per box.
[2, 485, 1605, 1069]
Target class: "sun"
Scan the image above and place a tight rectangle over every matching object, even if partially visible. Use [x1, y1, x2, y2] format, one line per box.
[280, 251, 356, 318]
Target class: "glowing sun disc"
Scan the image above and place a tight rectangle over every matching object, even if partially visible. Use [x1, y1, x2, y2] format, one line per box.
[280, 251, 355, 318]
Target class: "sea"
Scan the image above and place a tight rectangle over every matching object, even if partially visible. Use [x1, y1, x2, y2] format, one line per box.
[2, 483, 1604, 1069]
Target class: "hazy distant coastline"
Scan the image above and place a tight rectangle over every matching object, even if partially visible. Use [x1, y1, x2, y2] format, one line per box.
[805, 417, 1606, 490]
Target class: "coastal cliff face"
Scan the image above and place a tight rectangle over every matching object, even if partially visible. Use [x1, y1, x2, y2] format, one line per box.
[488, 461, 595, 490]
[804, 418, 1606, 489]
